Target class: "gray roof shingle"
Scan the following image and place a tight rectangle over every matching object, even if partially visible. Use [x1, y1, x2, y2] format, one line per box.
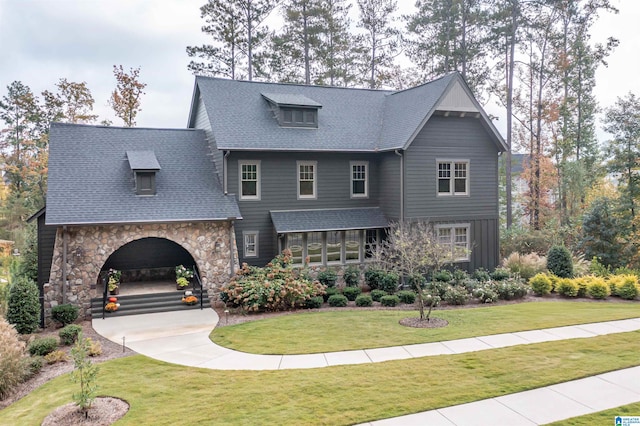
[194, 72, 505, 152]
[126, 150, 161, 170]
[46, 123, 241, 226]
[270, 207, 388, 233]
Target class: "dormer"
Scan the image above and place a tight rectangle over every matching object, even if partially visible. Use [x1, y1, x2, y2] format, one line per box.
[261, 92, 322, 128]
[126, 150, 161, 196]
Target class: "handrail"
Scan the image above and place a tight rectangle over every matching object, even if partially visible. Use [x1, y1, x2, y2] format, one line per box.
[101, 272, 108, 319]
[193, 266, 204, 310]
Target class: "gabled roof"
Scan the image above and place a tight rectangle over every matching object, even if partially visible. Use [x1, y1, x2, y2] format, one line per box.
[46, 123, 241, 226]
[189, 72, 507, 153]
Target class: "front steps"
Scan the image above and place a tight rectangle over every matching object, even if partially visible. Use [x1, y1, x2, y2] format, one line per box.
[91, 289, 210, 318]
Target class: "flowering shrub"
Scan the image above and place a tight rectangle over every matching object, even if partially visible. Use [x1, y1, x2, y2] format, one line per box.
[182, 295, 198, 305]
[104, 302, 118, 312]
[107, 269, 121, 291]
[175, 265, 194, 281]
[220, 250, 326, 312]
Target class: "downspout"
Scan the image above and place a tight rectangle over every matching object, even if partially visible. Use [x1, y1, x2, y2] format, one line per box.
[229, 220, 235, 277]
[223, 150, 230, 195]
[62, 226, 68, 304]
[395, 149, 404, 222]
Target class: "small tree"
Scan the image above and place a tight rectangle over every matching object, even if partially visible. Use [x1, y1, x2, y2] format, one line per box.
[6, 276, 40, 334]
[546, 245, 573, 278]
[373, 221, 468, 321]
[71, 333, 99, 418]
[108, 65, 146, 127]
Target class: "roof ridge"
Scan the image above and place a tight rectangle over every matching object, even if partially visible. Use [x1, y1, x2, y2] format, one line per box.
[50, 122, 201, 132]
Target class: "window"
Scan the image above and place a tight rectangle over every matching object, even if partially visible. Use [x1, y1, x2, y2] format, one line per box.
[239, 161, 260, 200]
[297, 161, 317, 199]
[243, 232, 258, 258]
[281, 108, 317, 127]
[350, 161, 368, 198]
[135, 171, 156, 195]
[345, 230, 361, 262]
[365, 229, 379, 260]
[287, 233, 304, 266]
[436, 224, 470, 262]
[307, 232, 323, 265]
[327, 231, 342, 264]
[437, 160, 469, 196]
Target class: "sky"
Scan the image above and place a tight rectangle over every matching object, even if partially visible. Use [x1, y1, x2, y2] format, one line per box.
[0, 0, 638, 139]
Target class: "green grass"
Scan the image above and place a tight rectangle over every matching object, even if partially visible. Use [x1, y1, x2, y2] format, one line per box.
[546, 402, 640, 425]
[2, 331, 640, 425]
[211, 301, 640, 354]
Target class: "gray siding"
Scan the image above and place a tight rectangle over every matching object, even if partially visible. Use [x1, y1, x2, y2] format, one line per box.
[37, 213, 57, 287]
[192, 95, 223, 184]
[228, 152, 380, 265]
[404, 115, 499, 220]
[378, 153, 401, 221]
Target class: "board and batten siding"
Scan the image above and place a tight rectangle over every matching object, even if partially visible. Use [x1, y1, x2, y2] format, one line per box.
[227, 152, 380, 265]
[192, 94, 223, 184]
[403, 115, 501, 270]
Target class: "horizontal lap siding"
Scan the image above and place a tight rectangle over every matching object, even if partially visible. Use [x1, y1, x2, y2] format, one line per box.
[378, 153, 401, 221]
[228, 152, 380, 266]
[404, 116, 500, 270]
[193, 96, 223, 183]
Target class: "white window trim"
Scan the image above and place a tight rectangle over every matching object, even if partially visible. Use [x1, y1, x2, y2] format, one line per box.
[239, 160, 261, 201]
[243, 231, 259, 258]
[350, 161, 369, 198]
[435, 223, 470, 262]
[297, 161, 317, 199]
[436, 159, 470, 196]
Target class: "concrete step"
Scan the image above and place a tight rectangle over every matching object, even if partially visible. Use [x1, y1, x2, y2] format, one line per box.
[91, 290, 210, 318]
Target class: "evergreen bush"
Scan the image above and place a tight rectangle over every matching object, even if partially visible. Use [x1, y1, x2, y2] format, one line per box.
[370, 289, 387, 302]
[379, 295, 400, 307]
[327, 294, 348, 307]
[396, 290, 416, 304]
[379, 271, 399, 294]
[556, 278, 579, 297]
[342, 286, 361, 301]
[28, 337, 58, 356]
[59, 324, 83, 345]
[547, 245, 573, 278]
[364, 267, 385, 290]
[52, 304, 79, 326]
[342, 266, 360, 287]
[6, 276, 41, 334]
[443, 286, 470, 305]
[586, 277, 610, 299]
[317, 269, 338, 287]
[529, 273, 552, 296]
[617, 279, 639, 300]
[355, 294, 373, 307]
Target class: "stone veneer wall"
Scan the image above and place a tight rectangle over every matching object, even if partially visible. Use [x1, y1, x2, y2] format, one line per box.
[45, 221, 239, 323]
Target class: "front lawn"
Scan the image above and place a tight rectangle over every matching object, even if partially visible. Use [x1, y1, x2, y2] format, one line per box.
[2, 331, 640, 425]
[211, 301, 640, 354]
[546, 402, 640, 425]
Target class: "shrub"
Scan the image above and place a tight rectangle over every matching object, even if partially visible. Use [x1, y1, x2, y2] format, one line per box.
[472, 268, 491, 282]
[424, 280, 448, 298]
[323, 287, 340, 302]
[573, 277, 589, 297]
[616, 277, 640, 300]
[443, 286, 470, 305]
[493, 278, 528, 300]
[6, 276, 41, 334]
[590, 257, 611, 277]
[490, 267, 511, 281]
[44, 350, 69, 364]
[473, 285, 499, 303]
[317, 269, 338, 287]
[502, 252, 547, 280]
[432, 270, 452, 283]
[0, 318, 27, 399]
[305, 296, 323, 309]
[343, 266, 360, 287]
[547, 245, 573, 278]
[461, 278, 480, 293]
[364, 267, 386, 290]
[380, 295, 400, 307]
[380, 271, 400, 294]
[451, 268, 469, 284]
[608, 275, 639, 298]
[586, 277, 610, 299]
[327, 294, 348, 307]
[24, 356, 43, 379]
[407, 274, 426, 290]
[220, 251, 326, 311]
[529, 273, 552, 296]
[556, 278, 579, 297]
[86, 338, 102, 357]
[342, 286, 362, 301]
[28, 336, 58, 356]
[396, 290, 416, 304]
[370, 289, 387, 302]
[355, 295, 373, 307]
[59, 324, 83, 345]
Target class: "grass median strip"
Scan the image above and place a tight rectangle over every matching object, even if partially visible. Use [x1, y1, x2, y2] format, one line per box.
[3, 330, 640, 425]
[546, 402, 640, 425]
[211, 301, 640, 354]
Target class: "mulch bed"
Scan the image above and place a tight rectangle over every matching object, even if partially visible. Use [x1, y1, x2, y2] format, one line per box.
[41, 397, 129, 426]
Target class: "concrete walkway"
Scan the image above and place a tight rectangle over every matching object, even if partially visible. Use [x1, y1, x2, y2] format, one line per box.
[92, 310, 640, 425]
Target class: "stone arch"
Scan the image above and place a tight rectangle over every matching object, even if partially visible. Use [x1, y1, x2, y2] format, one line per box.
[45, 221, 239, 322]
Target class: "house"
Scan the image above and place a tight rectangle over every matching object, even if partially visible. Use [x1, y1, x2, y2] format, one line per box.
[36, 72, 506, 321]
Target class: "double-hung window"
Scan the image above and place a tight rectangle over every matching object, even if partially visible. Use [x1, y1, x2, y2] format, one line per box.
[437, 160, 469, 196]
[297, 161, 317, 199]
[350, 161, 368, 198]
[436, 224, 470, 262]
[243, 231, 258, 258]
[239, 161, 260, 200]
